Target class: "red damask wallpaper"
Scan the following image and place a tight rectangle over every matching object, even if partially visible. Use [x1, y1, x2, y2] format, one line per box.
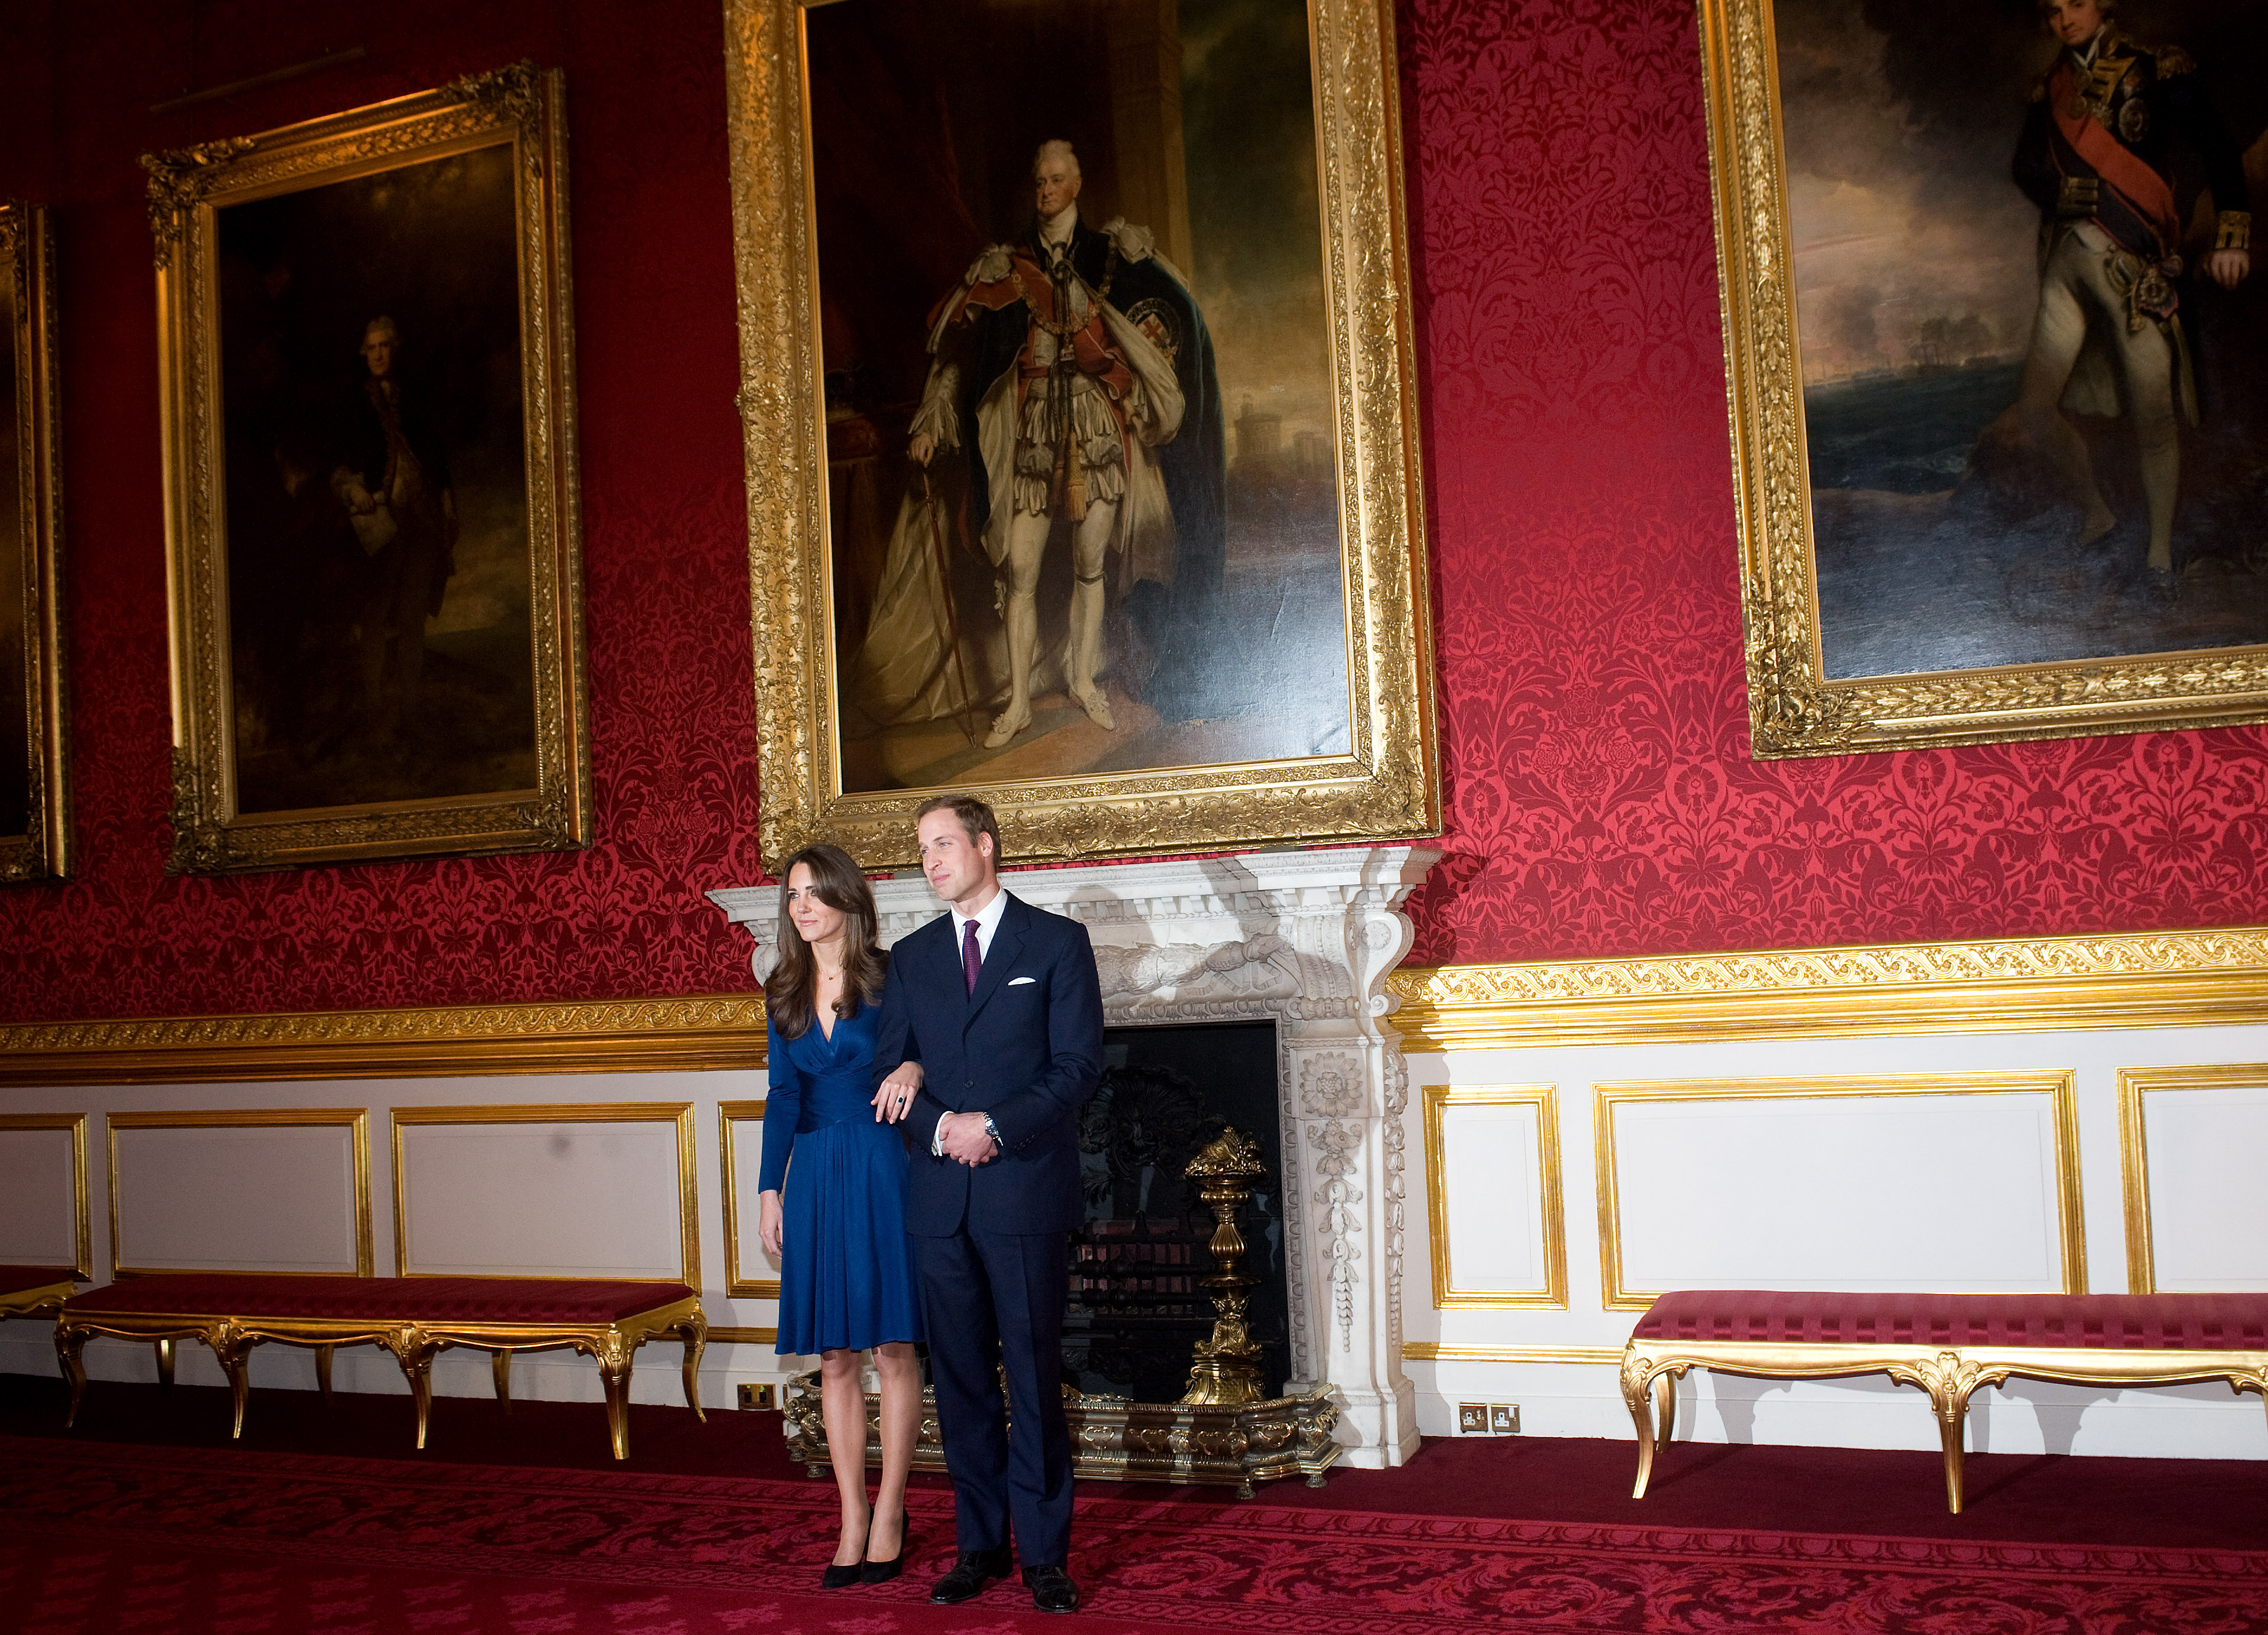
[3, 0, 2265, 1024]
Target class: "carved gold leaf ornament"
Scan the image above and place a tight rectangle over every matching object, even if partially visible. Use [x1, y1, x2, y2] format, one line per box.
[1702, 0, 2268, 753]
[146, 63, 591, 874]
[719, 0, 1438, 869]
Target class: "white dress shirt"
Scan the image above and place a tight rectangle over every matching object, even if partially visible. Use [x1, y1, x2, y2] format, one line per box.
[934, 887, 1013, 1155]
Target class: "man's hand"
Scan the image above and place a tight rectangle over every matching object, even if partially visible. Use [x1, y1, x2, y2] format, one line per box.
[2206, 248, 2252, 290]
[874, 1061, 924, 1122]
[342, 480, 377, 515]
[938, 1110, 998, 1166]
[908, 431, 936, 467]
[757, 1190, 784, 1256]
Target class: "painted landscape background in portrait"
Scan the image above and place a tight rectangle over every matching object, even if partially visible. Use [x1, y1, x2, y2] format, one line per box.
[1780, 0, 2268, 680]
[803, 0, 1349, 795]
[215, 142, 536, 815]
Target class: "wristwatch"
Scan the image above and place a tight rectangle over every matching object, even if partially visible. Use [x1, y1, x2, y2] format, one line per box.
[981, 1113, 1005, 1153]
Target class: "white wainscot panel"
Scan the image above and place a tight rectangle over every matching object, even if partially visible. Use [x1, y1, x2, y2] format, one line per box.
[399, 1122, 682, 1278]
[1615, 1095, 2066, 1292]
[0, 1128, 77, 1265]
[728, 1116, 781, 1289]
[2143, 1083, 2268, 1290]
[113, 1125, 359, 1274]
[1440, 1102, 1547, 1293]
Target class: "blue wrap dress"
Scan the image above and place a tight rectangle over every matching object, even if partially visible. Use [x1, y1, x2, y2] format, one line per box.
[760, 992, 925, 1356]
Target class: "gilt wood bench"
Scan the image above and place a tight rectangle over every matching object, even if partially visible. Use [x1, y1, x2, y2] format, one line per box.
[55, 1274, 706, 1459]
[0, 1265, 81, 1319]
[1621, 1290, 2268, 1512]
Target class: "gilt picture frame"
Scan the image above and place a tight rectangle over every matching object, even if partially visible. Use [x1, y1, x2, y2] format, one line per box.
[722, 0, 1438, 867]
[1702, 0, 2268, 755]
[0, 200, 69, 885]
[147, 64, 588, 873]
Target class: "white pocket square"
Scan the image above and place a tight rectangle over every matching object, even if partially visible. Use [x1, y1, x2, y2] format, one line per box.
[1007, 976, 1037, 986]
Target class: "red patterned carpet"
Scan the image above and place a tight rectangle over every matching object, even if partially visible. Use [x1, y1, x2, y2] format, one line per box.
[5, 1379, 2267, 1633]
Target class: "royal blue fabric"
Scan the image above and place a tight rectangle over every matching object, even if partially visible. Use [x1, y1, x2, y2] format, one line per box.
[761, 992, 924, 1356]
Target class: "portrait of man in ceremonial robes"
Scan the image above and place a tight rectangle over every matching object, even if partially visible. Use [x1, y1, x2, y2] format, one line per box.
[803, 0, 1351, 795]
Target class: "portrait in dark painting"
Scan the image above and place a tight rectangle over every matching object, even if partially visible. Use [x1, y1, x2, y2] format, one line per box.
[150, 66, 588, 872]
[807, 0, 1350, 794]
[1785, 0, 2263, 679]
[0, 199, 65, 884]
[217, 145, 532, 813]
[1707, 0, 2268, 753]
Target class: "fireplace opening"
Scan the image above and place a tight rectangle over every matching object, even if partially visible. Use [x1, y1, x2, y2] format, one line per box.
[1063, 1021, 1290, 1403]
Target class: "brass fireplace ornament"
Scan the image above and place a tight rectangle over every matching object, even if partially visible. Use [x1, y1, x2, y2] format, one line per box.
[784, 1125, 1340, 1496]
[1180, 1127, 1267, 1408]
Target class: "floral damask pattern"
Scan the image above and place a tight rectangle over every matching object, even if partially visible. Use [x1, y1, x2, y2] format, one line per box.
[0, 5, 764, 1020]
[8, 0, 2268, 1024]
[6, 1437, 2264, 1634]
[1395, 0, 2268, 966]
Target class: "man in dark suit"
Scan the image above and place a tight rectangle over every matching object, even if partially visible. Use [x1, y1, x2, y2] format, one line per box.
[870, 793, 1103, 1614]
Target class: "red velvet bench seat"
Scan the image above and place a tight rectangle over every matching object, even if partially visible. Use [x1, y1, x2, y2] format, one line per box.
[1622, 1290, 2268, 1513]
[55, 1274, 706, 1459]
[0, 1265, 82, 1319]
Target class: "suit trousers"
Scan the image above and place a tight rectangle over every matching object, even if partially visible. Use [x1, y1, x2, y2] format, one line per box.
[913, 1228, 1073, 1566]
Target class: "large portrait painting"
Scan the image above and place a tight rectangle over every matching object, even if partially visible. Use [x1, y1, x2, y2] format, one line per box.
[0, 200, 67, 885]
[1704, 0, 2268, 754]
[724, 0, 1437, 865]
[147, 64, 588, 872]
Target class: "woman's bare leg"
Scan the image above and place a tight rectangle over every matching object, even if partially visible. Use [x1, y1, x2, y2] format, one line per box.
[869, 1341, 923, 1559]
[818, 1347, 871, 1565]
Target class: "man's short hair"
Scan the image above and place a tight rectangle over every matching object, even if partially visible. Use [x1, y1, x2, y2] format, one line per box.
[1032, 139, 1080, 181]
[363, 315, 400, 344]
[2038, 0, 2114, 19]
[915, 793, 1002, 858]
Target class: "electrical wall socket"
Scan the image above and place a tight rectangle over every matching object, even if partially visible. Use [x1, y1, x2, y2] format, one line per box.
[737, 1382, 777, 1411]
[1456, 1402, 1490, 1434]
[1490, 1403, 1520, 1435]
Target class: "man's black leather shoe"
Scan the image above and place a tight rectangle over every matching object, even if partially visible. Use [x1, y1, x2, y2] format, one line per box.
[1024, 1565, 1081, 1614]
[928, 1547, 1013, 1605]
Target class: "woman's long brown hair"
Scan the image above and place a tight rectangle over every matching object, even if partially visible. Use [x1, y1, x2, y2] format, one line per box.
[765, 843, 888, 1040]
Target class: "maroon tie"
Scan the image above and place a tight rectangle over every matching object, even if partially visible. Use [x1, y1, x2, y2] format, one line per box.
[962, 918, 981, 996]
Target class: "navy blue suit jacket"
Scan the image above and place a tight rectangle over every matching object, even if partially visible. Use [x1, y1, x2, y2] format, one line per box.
[873, 892, 1104, 1236]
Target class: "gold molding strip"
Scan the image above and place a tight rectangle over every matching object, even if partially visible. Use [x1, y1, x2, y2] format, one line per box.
[0, 1112, 92, 1278]
[106, 1109, 374, 1281]
[1593, 1073, 2086, 1312]
[0, 995, 767, 1088]
[708, 1325, 779, 1347]
[716, 1099, 781, 1300]
[1420, 1084, 1566, 1310]
[2116, 1063, 2268, 1295]
[1402, 1343, 1622, 1365]
[389, 1102, 700, 1288]
[1388, 926, 2268, 1051]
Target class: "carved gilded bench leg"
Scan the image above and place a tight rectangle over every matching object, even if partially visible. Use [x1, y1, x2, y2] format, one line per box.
[1889, 1350, 1994, 1515]
[55, 1323, 88, 1428]
[154, 1336, 175, 1388]
[677, 1311, 707, 1421]
[386, 1326, 440, 1450]
[1652, 1369, 1676, 1450]
[315, 1344, 335, 1404]
[493, 1349, 513, 1408]
[208, 1322, 256, 1440]
[1621, 1350, 1660, 1498]
[595, 1330, 634, 1460]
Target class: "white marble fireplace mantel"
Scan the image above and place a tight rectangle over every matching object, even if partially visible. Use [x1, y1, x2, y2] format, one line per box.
[708, 844, 1440, 1467]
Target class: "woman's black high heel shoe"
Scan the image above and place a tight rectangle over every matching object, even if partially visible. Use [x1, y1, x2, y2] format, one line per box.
[861, 1508, 909, 1584]
[822, 1520, 871, 1588]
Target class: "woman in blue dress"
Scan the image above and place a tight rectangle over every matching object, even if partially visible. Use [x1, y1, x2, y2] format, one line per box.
[757, 843, 926, 1587]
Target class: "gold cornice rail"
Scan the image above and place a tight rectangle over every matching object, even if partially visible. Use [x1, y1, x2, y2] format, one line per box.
[1386, 926, 2268, 1050]
[0, 995, 767, 1087]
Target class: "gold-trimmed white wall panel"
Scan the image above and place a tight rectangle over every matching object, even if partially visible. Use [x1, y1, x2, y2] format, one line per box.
[107, 1110, 372, 1279]
[718, 1099, 782, 1299]
[1422, 1085, 1565, 1308]
[2119, 1066, 2268, 1294]
[0, 1115, 89, 1274]
[1596, 1075, 2083, 1310]
[390, 1103, 697, 1281]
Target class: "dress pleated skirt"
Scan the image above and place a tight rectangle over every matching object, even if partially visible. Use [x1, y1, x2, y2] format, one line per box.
[774, 1116, 926, 1356]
